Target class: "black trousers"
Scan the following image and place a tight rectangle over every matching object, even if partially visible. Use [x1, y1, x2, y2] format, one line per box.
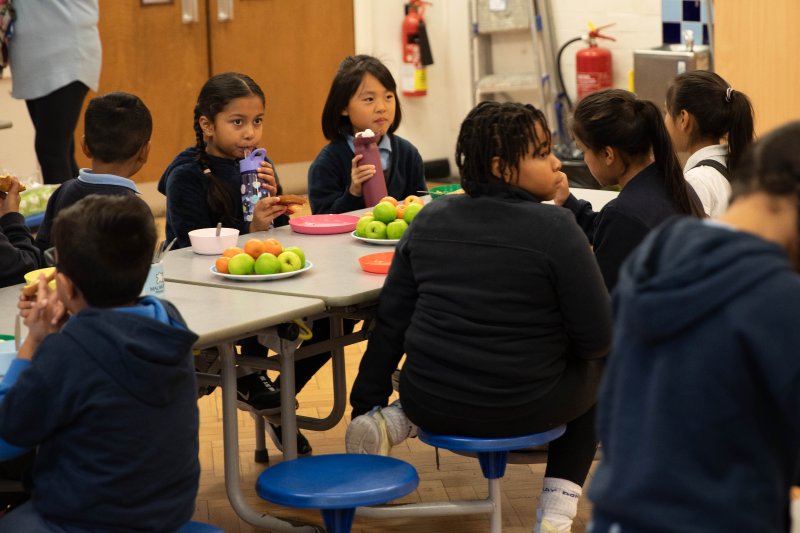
[403, 358, 603, 486]
[25, 81, 89, 184]
[239, 317, 357, 393]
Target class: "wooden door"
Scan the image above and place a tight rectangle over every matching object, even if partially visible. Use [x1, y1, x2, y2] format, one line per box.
[75, 0, 210, 183]
[208, 0, 355, 164]
[715, 0, 800, 135]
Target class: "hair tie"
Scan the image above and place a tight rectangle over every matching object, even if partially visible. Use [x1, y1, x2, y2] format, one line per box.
[725, 87, 733, 103]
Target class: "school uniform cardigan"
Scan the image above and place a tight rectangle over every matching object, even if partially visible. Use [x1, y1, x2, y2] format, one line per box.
[308, 134, 427, 214]
[0, 212, 41, 288]
[562, 163, 689, 291]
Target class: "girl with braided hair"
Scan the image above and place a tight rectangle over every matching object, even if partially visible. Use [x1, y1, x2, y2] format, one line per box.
[158, 73, 317, 454]
[554, 88, 705, 291]
[348, 101, 612, 533]
[158, 72, 288, 250]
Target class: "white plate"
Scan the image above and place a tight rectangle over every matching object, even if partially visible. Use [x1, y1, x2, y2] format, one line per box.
[350, 231, 400, 246]
[210, 261, 312, 281]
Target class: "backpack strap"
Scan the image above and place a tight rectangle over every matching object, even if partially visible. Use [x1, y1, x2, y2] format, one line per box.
[689, 158, 730, 180]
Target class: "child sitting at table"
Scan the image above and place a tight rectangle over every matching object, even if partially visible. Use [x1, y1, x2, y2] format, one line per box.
[554, 88, 705, 291]
[347, 101, 613, 533]
[308, 54, 427, 214]
[0, 175, 41, 288]
[33, 92, 152, 252]
[2, 194, 200, 532]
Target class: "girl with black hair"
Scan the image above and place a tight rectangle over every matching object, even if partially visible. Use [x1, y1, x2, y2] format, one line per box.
[308, 55, 427, 214]
[348, 101, 612, 533]
[555, 88, 705, 291]
[665, 70, 755, 216]
[158, 73, 315, 455]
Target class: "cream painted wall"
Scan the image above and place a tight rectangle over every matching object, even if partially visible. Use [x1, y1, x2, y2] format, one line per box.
[353, 0, 662, 172]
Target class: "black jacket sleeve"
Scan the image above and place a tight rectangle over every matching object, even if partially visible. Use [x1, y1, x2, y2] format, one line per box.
[308, 145, 365, 215]
[349, 231, 418, 417]
[0, 212, 42, 288]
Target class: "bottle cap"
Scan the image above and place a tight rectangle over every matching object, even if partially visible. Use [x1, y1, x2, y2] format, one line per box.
[239, 148, 268, 173]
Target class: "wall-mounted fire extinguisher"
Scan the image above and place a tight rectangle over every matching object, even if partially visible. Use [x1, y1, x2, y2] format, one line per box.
[401, 1, 434, 97]
[575, 22, 615, 101]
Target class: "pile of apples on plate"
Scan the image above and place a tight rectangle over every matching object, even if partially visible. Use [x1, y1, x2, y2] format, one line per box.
[215, 238, 306, 275]
[355, 195, 425, 240]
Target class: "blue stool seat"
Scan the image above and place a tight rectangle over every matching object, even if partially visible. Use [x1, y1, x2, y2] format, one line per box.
[177, 521, 224, 533]
[257, 453, 418, 533]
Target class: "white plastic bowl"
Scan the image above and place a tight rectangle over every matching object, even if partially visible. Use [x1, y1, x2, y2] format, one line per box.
[188, 227, 240, 255]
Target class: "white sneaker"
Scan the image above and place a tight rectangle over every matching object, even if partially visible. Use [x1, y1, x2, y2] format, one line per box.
[346, 401, 416, 455]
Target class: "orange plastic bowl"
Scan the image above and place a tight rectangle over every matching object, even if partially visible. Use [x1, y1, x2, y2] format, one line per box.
[358, 251, 394, 275]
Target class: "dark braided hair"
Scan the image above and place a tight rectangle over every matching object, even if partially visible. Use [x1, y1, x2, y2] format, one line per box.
[456, 101, 550, 196]
[666, 70, 755, 177]
[194, 72, 265, 226]
[571, 89, 704, 218]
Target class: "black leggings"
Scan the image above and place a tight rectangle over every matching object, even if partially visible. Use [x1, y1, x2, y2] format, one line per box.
[402, 358, 602, 486]
[239, 317, 357, 393]
[25, 81, 89, 184]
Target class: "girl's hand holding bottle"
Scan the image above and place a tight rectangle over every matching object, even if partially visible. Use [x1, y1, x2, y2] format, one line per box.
[256, 160, 279, 196]
[249, 196, 287, 233]
[349, 153, 376, 197]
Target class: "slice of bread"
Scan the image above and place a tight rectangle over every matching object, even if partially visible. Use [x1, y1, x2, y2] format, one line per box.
[275, 194, 307, 206]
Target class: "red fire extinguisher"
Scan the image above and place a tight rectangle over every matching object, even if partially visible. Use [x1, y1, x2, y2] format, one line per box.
[401, 1, 434, 97]
[576, 22, 615, 101]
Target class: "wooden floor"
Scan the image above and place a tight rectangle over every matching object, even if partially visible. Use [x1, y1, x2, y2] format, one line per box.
[190, 339, 598, 532]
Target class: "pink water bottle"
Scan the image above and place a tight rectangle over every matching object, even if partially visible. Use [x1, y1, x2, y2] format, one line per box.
[354, 129, 388, 207]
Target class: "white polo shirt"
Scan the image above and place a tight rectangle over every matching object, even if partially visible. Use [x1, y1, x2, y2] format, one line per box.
[684, 144, 731, 218]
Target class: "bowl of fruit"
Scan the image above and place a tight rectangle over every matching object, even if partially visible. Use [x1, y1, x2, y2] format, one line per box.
[188, 227, 240, 255]
[210, 238, 311, 281]
[352, 195, 425, 245]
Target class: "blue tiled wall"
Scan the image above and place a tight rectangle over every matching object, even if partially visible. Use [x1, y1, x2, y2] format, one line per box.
[662, 0, 711, 45]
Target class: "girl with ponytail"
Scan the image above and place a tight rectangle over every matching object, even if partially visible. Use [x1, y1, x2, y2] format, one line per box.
[665, 70, 755, 216]
[158, 72, 289, 250]
[554, 88, 704, 291]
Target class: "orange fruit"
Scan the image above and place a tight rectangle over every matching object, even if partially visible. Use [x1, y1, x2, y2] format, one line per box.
[379, 196, 398, 206]
[243, 239, 265, 259]
[222, 246, 244, 258]
[215, 256, 230, 274]
[262, 238, 282, 257]
[395, 204, 407, 219]
[404, 195, 424, 206]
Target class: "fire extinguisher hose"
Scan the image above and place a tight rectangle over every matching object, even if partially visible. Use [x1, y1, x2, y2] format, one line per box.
[556, 36, 583, 111]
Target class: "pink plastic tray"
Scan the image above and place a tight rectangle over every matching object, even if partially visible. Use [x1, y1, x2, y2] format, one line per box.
[289, 214, 360, 235]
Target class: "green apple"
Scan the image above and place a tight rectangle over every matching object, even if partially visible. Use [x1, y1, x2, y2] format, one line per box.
[404, 202, 423, 224]
[365, 220, 387, 240]
[277, 251, 302, 272]
[254, 252, 281, 275]
[386, 219, 409, 240]
[228, 252, 255, 275]
[356, 215, 375, 237]
[283, 246, 306, 267]
[372, 201, 397, 224]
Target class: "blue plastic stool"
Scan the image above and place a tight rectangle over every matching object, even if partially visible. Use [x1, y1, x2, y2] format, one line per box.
[256, 453, 419, 533]
[177, 521, 224, 533]
[417, 425, 566, 533]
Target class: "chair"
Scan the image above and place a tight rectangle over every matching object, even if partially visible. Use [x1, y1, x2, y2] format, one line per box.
[357, 425, 566, 533]
[256, 453, 419, 533]
[177, 521, 224, 533]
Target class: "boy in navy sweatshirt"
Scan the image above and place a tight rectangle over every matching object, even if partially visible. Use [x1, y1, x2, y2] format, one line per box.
[34, 92, 152, 252]
[589, 122, 800, 532]
[0, 195, 199, 532]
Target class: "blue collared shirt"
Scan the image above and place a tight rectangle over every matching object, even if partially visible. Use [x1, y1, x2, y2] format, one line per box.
[78, 169, 140, 192]
[347, 134, 392, 171]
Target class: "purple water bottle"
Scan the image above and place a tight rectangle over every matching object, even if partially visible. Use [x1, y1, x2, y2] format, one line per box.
[239, 148, 268, 222]
[354, 129, 388, 208]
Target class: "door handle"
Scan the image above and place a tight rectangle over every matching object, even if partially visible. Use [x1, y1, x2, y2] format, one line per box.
[181, 0, 198, 23]
[218, 0, 234, 22]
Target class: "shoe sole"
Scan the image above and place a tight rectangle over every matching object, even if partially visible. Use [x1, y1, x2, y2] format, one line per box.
[345, 415, 385, 455]
[265, 423, 312, 456]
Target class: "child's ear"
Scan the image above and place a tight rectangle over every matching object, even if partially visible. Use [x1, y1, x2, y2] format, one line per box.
[80, 136, 92, 159]
[139, 141, 151, 164]
[198, 116, 214, 137]
[679, 110, 694, 134]
[56, 272, 87, 313]
[341, 109, 349, 117]
[490, 156, 503, 179]
[603, 146, 616, 166]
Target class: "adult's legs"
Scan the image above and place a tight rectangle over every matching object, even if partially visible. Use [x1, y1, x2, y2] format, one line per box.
[25, 81, 89, 184]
